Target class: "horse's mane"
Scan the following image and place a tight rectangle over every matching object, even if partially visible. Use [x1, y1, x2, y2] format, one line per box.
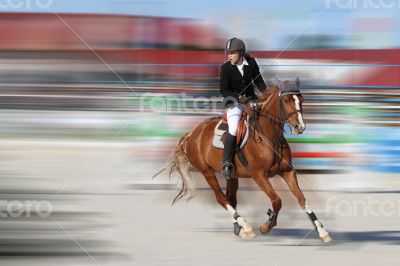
[259, 79, 293, 105]
[259, 85, 279, 106]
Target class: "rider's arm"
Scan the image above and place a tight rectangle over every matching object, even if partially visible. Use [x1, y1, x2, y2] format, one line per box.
[220, 65, 239, 100]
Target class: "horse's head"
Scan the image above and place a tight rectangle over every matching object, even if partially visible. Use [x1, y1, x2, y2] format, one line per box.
[259, 77, 306, 134]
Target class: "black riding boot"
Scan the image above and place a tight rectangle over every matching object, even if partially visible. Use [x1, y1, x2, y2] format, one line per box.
[222, 133, 236, 180]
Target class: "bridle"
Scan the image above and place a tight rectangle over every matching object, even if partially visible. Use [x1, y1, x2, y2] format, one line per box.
[244, 92, 303, 169]
[250, 93, 303, 127]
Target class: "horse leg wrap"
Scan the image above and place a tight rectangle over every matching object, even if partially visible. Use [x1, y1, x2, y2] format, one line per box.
[233, 222, 242, 235]
[307, 211, 323, 231]
[233, 212, 242, 236]
[267, 208, 277, 227]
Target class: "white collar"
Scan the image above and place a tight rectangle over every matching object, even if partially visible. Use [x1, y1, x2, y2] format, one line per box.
[236, 57, 248, 68]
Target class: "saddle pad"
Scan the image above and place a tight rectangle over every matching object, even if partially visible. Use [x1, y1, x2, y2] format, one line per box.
[212, 116, 250, 149]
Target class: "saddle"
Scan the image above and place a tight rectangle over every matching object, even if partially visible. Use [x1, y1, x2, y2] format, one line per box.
[212, 110, 250, 150]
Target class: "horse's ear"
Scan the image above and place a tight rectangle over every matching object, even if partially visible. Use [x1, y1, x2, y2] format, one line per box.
[296, 76, 300, 88]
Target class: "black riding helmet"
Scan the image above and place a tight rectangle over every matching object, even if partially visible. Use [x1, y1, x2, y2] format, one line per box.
[225, 37, 246, 56]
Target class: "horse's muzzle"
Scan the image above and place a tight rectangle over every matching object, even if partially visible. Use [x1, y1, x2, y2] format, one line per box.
[290, 124, 306, 134]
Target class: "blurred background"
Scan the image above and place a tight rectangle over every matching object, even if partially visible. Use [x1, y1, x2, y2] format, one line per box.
[0, 0, 399, 265]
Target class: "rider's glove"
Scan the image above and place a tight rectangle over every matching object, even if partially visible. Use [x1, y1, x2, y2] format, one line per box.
[248, 100, 257, 108]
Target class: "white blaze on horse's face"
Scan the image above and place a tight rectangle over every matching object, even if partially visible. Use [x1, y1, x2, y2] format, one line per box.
[292, 95, 306, 134]
[282, 94, 306, 135]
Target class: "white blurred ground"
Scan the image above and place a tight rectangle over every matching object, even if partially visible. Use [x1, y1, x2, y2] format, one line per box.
[0, 140, 399, 266]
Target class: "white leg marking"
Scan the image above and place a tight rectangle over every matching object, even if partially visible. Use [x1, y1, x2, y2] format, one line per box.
[226, 204, 236, 215]
[304, 201, 312, 213]
[226, 204, 256, 238]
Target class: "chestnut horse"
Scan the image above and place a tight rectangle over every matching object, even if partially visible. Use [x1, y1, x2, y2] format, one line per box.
[155, 80, 331, 243]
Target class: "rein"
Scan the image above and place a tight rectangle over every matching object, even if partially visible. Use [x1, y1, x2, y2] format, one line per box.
[244, 93, 296, 170]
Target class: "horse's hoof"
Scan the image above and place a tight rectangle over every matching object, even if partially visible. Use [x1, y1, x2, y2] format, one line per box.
[260, 223, 273, 235]
[320, 233, 332, 243]
[246, 230, 256, 238]
[239, 229, 256, 239]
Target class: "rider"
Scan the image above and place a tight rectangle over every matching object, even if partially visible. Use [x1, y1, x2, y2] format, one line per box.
[220, 37, 267, 179]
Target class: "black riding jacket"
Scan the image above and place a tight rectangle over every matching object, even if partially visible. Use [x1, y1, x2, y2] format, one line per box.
[219, 54, 267, 108]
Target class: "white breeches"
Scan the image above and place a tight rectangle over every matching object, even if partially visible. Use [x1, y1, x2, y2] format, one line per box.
[226, 106, 243, 136]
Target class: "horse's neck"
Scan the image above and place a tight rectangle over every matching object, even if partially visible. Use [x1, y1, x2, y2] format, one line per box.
[266, 91, 281, 117]
[258, 90, 284, 137]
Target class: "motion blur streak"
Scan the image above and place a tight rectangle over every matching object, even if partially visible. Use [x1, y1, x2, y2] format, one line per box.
[0, 6, 399, 266]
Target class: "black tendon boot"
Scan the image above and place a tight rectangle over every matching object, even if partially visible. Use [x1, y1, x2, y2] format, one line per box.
[222, 133, 237, 179]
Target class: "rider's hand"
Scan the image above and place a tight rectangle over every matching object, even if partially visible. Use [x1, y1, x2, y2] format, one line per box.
[248, 100, 257, 108]
[239, 96, 250, 104]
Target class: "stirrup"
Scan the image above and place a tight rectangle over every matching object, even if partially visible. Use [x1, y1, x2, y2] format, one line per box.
[222, 162, 234, 179]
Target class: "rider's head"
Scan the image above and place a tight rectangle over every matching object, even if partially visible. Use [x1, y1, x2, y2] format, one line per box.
[225, 37, 246, 65]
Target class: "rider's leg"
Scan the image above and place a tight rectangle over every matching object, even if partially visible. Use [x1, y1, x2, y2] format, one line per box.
[222, 106, 241, 179]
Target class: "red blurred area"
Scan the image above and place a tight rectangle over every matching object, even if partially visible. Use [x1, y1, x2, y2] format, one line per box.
[0, 12, 223, 50]
[0, 12, 398, 85]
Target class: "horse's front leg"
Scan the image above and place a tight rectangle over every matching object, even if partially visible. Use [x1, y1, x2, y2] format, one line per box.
[251, 170, 282, 234]
[282, 170, 332, 243]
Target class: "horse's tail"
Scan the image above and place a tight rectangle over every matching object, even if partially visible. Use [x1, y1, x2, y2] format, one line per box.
[170, 132, 197, 205]
[152, 132, 196, 205]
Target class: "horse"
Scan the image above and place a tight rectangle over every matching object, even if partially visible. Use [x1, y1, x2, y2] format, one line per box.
[154, 78, 332, 243]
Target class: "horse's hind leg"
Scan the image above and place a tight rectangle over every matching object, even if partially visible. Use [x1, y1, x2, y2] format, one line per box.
[251, 170, 282, 235]
[282, 170, 332, 243]
[201, 170, 255, 238]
